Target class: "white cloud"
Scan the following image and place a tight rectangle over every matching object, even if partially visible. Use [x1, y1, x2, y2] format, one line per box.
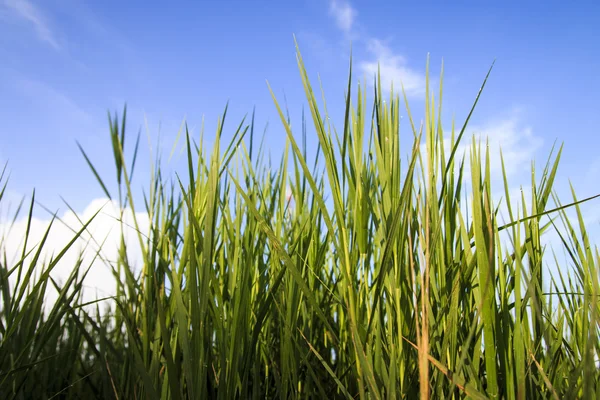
[414, 113, 543, 245]
[1, 0, 59, 49]
[470, 116, 543, 178]
[324, 2, 426, 97]
[329, 0, 356, 35]
[359, 39, 426, 98]
[421, 114, 543, 184]
[1, 198, 149, 314]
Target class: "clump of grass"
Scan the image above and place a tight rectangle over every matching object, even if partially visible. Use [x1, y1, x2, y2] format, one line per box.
[1, 40, 599, 399]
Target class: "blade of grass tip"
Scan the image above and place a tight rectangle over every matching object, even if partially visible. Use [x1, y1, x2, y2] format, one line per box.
[128, 129, 142, 183]
[219, 122, 249, 178]
[0, 166, 11, 204]
[439, 61, 495, 207]
[108, 111, 123, 190]
[111, 119, 148, 258]
[538, 142, 563, 210]
[0, 161, 8, 183]
[120, 104, 127, 152]
[341, 46, 353, 190]
[255, 121, 268, 170]
[282, 89, 292, 125]
[76, 141, 112, 200]
[342, 47, 353, 157]
[400, 79, 418, 141]
[6, 195, 25, 235]
[249, 106, 255, 162]
[168, 117, 187, 164]
[202, 111, 222, 271]
[293, 37, 344, 209]
[266, 82, 336, 237]
[185, 125, 197, 200]
[192, 117, 204, 156]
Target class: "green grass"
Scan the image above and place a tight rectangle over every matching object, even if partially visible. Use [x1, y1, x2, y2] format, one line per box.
[1, 41, 599, 399]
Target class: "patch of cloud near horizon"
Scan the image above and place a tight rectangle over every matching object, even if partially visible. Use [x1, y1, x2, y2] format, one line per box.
[1, 0, 60, 49]
[1, 198, 149, 314]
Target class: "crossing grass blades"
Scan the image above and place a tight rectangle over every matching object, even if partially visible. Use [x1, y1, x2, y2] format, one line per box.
[1, 40, 599, 399]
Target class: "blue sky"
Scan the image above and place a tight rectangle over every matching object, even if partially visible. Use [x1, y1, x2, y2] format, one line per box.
[1, 0, 599, 219]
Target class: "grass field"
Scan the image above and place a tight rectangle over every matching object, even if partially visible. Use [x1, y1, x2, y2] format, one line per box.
[1, 42, 599, 399]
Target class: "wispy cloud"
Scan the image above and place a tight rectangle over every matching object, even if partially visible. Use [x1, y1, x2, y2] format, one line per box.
[10, 76, 99, 139]
[326, 1, 426, 97]
[434, 113, 543, 180]
[1, 0, 59, 49]
[416, 111, 543, 214]
[329, 0, 356, 35]
[463, 115, 543, 179]
[359, 39, 426, 97]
